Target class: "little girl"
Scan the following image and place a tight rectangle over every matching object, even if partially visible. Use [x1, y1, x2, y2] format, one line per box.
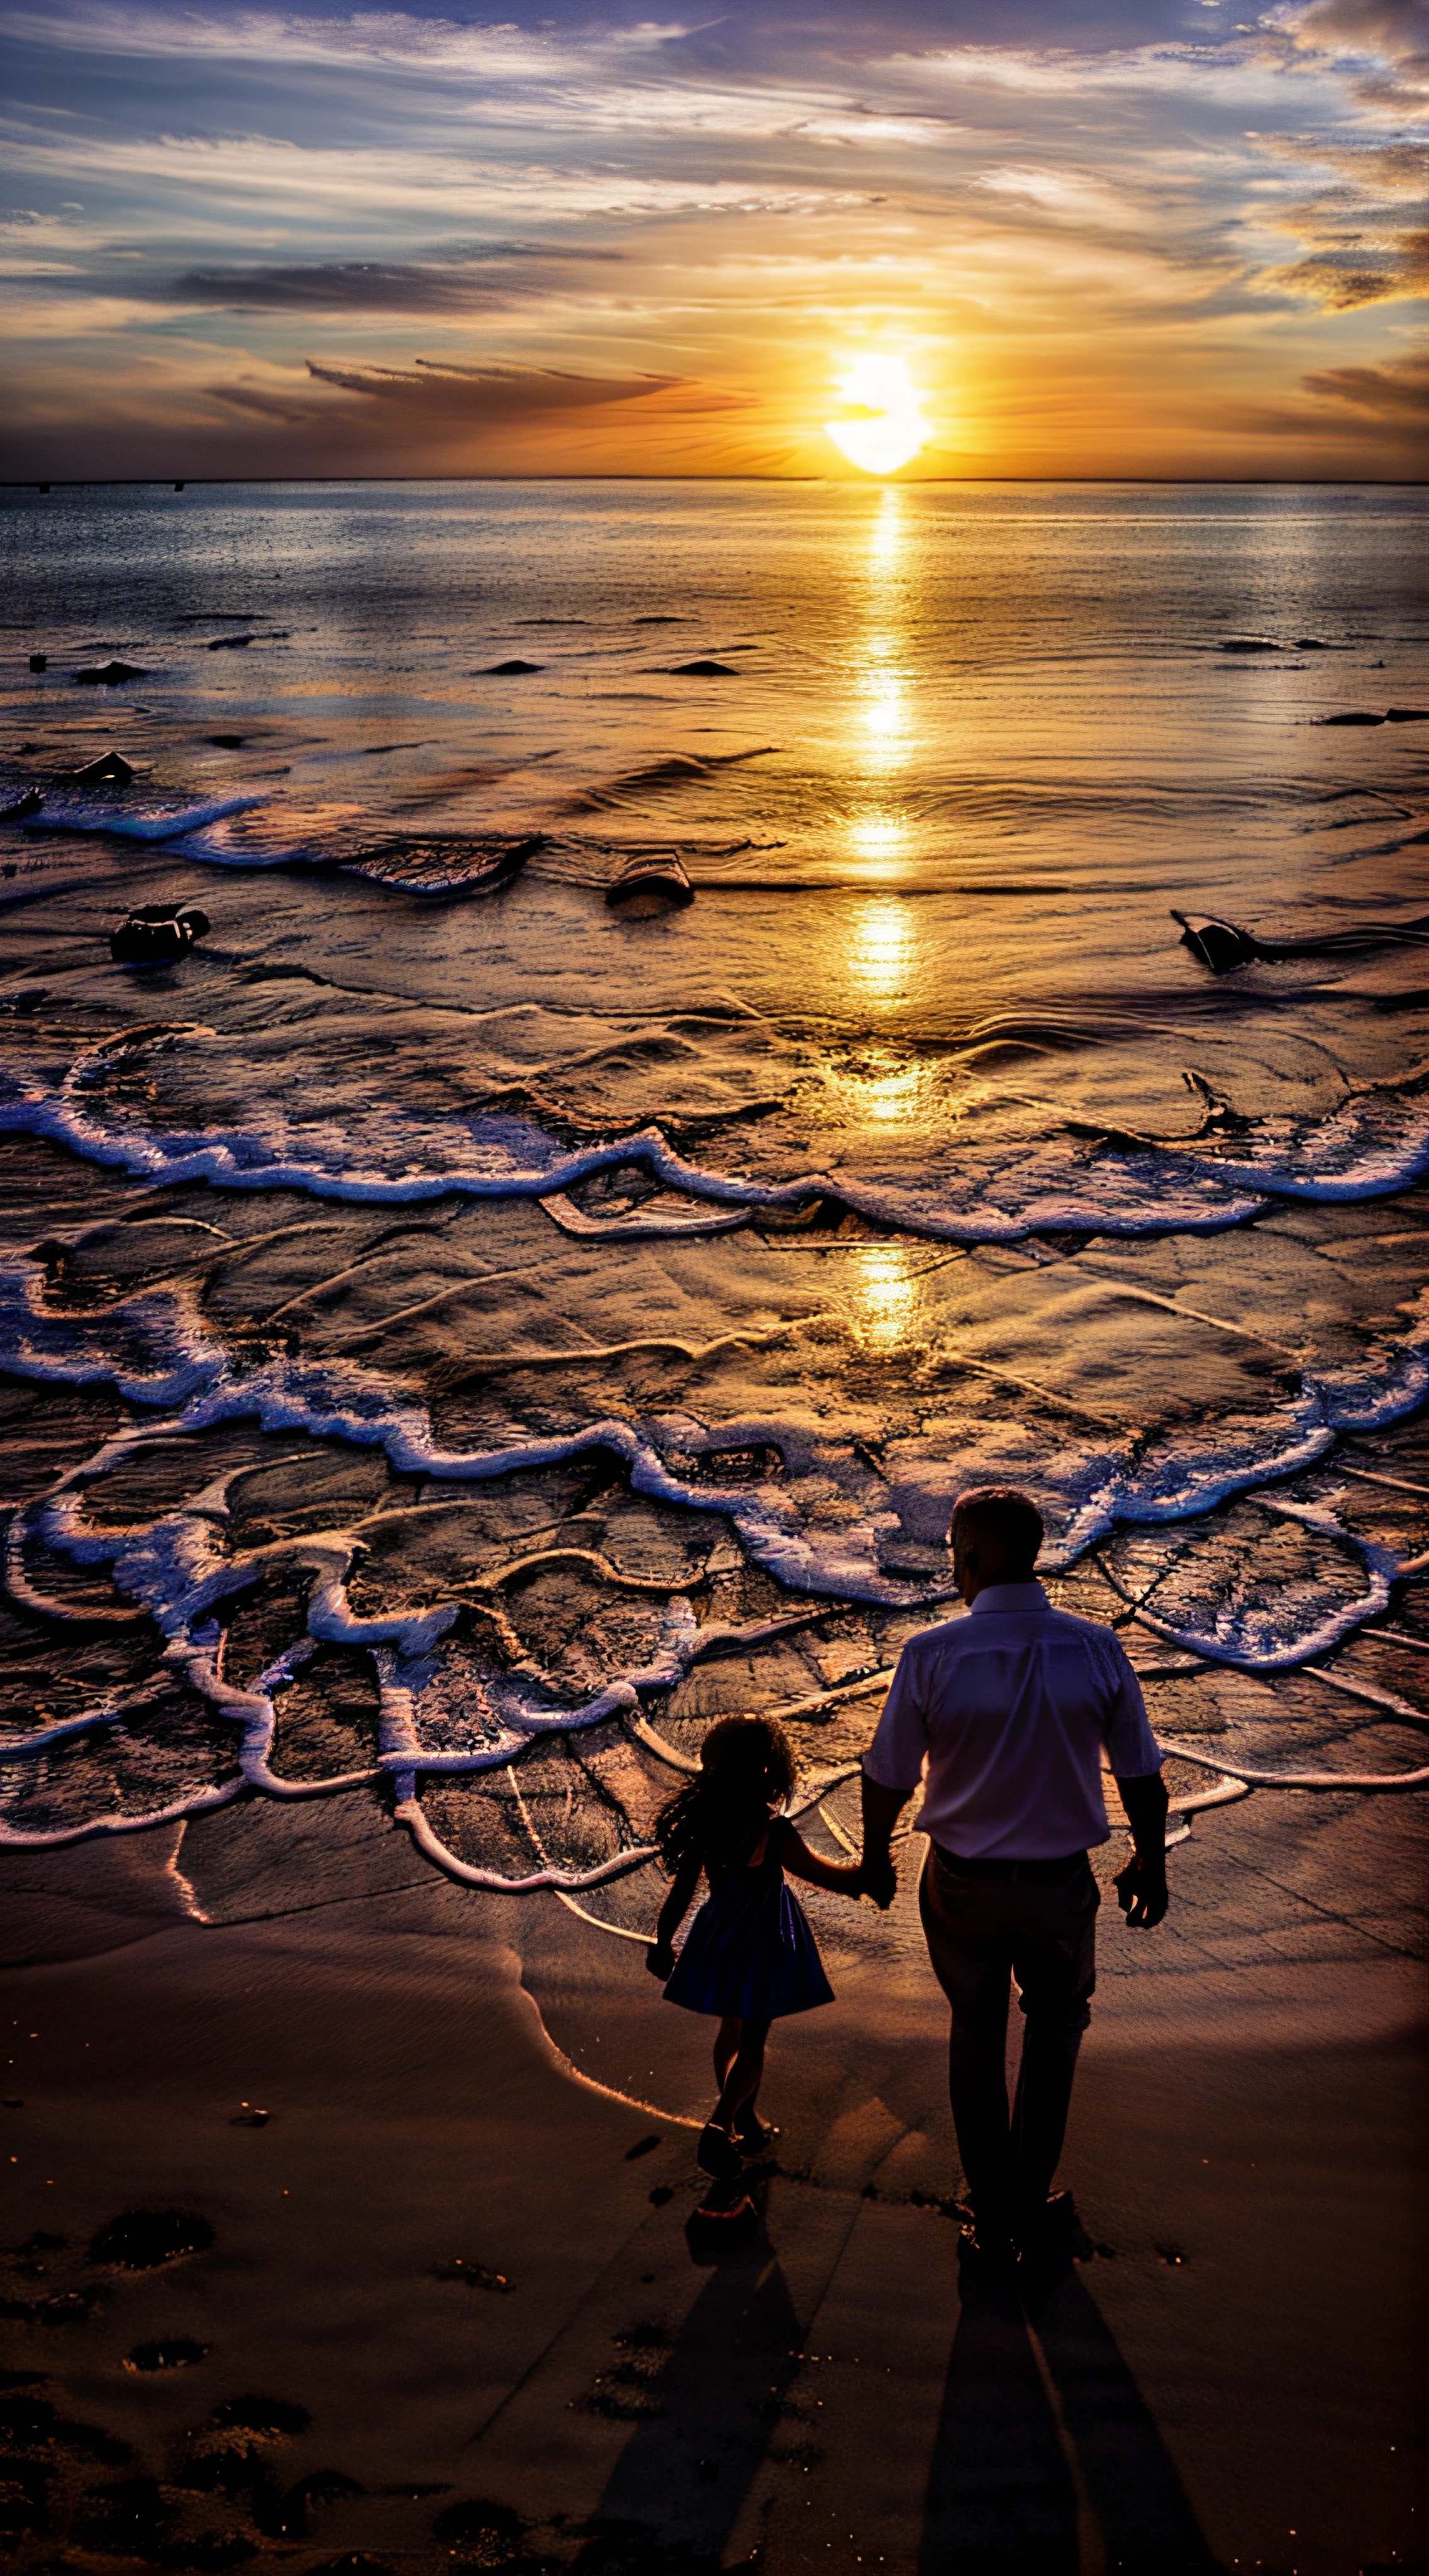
[646, 1714, 865, 2179]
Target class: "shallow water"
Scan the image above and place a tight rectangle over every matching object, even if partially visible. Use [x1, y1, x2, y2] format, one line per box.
[1, 479, 1426, 1919]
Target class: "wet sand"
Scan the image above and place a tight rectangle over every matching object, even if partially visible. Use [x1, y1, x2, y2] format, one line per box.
[3, 1790, 1424, 2576]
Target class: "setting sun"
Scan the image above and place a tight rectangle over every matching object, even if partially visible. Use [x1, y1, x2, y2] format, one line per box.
[824, 356, 929, 476]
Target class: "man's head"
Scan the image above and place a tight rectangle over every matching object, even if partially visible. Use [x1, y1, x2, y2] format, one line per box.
[948, 1486, 1044, 1602]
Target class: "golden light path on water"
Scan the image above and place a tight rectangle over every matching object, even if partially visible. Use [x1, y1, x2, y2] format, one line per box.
[845, 487, 920, 1010]
[845, 895, 915, 1001]
[852, 1243, 920, 1353]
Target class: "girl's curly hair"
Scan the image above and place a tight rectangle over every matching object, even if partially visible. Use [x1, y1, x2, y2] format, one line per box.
[653, 1715, 797, 1879]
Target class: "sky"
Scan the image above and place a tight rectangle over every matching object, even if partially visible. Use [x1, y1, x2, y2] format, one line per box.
[1, 0, 1425, 480]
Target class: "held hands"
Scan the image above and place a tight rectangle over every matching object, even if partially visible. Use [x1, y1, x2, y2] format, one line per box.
[857, 1852, 898, 1913]
[1113, 1853, 1169, 1929]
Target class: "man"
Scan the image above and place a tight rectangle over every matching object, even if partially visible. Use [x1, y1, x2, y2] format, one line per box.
[859, 1484, 1168, 2276]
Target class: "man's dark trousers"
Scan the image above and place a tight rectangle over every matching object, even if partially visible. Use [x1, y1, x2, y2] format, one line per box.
[919, 1842, 1099, 2237]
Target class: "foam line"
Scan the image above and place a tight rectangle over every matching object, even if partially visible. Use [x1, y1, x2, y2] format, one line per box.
[0, 1777, 247, 1850]
[5, 1243, 1428, 1626]
[1156, 1739, 1429, 1789]
[27, 795, 267, 841]
[396, 1790, 658, 1892]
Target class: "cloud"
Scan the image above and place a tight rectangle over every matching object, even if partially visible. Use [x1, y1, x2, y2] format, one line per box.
[160, 253, 618, 311]
[301, 356, 696, 418]
[1, 0, 1425, 478]
[1301, 342, 1429, 408]
[1275, 228, 1429, 303]
[1282, 0, 1429, 104]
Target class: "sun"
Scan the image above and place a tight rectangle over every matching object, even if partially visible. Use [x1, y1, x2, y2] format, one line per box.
[824, 355, 928, 476]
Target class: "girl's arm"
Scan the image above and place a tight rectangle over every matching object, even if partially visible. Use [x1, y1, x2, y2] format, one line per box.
[779, 1819, 865, 1897]
[646, 1857, 702, 1976]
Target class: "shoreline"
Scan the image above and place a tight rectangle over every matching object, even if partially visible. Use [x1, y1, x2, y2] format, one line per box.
[3, 1789, 1424, 2575]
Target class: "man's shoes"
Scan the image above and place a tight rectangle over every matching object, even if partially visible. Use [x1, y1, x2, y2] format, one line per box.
[956, 2219, 1020, 2292]
[1016, 2190, 1078, 2260]
[734, 2108, 773, 2157]
[1015, 2192, 1083, 2302]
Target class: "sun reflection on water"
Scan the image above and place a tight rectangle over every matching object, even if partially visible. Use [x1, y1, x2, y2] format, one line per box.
[852, 1244, 919, 1354]
[848, 489, 916, 853]
[847, 896, 914, 1001]
[860, 670, 908, 767]
[850, 813, 909, 867]
[868, 486, 906, 572]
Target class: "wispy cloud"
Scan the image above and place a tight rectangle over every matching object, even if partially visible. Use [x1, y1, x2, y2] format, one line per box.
[1303, 341, 1429, 408]
[0, 0, 1424, 479]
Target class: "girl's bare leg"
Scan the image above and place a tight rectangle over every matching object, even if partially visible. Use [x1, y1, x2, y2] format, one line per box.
[714, 2018, 770, 2128]
[713, 2015, 742, 2100]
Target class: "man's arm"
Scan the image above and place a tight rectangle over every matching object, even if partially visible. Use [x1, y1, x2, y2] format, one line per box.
[1113, 1770, 1169, 1929]
[859, 1773, 908, 1911]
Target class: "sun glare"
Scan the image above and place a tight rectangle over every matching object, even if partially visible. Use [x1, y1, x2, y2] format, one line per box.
[825, 357, 928, 477]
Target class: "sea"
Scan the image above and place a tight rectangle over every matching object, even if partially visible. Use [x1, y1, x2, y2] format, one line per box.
[1, 477, 1426, 1937]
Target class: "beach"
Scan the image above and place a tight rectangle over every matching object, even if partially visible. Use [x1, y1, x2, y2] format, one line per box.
[3, 1785, 1425, 2575]
[2, 477, 1428, 2570]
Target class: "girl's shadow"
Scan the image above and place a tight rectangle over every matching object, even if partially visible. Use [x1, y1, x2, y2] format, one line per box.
[568, 2178, 799, 2574]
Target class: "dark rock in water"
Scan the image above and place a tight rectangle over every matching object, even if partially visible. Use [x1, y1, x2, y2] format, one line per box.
[37, 482, 49, 493]
[1315, 710, 1384, 726]
[175, 480, 185, 491]
[1, 789, 43, 822]
[606, 850, 694, 914]
[28, 652, 46, 672]
[1386, 706, 1429, 723]
[481, 658, 542, 675]
[69, 749, 135, 787]
[1220, 638, 1281, 653]
[634, 613, 687, 624]
[669, 658, 738, 675]
[206, 634, 255, 650]
[109, 904, 209, 965]
[89, 2207, 214, 2268]
[1170, 910, 1258, 974]
[1294, 637, 1327, 649]
[73, 660, 147, 684]
[208, 733, 247, 747]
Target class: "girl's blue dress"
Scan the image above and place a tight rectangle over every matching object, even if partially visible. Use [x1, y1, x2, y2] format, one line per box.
[662, 1820, 835, 2021]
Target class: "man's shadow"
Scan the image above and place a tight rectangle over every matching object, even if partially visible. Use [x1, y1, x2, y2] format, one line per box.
[920, 2257, 1221, 2575]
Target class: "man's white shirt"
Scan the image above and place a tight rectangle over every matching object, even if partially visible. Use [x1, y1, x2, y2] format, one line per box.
[864, 1580, 1163, 1860]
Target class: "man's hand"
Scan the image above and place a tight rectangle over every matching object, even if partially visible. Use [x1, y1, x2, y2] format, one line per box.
[1113, 1770, 1169, 1928]
[645, 1939, 675, 1979]
[859, 1772, 908, 1915]
[858, 1853, 898, 1912]
[1113, 1853, 1169, 1929]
